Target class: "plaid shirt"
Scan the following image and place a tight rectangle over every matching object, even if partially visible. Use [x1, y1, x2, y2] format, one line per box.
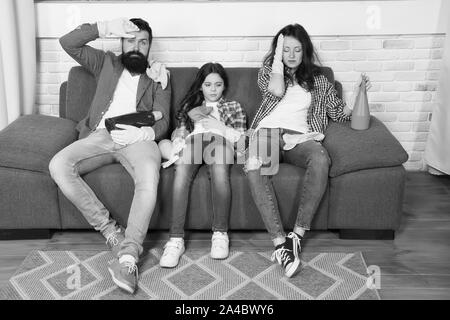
[249, 63, 350, 137]
[174, 97, 247, 139]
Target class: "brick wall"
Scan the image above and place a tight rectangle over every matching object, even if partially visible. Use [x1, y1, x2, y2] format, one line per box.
[36, 34, 444, 171]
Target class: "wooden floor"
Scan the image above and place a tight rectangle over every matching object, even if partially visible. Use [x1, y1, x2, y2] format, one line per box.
[0, 171, 449, 300]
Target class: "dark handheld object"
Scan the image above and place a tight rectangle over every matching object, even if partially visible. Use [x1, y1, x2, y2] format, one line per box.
[105, 111, 156, 133]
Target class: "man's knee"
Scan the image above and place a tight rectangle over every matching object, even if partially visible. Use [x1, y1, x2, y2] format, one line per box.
[48, 151, 70, 179]
[139, 140, 162, 163]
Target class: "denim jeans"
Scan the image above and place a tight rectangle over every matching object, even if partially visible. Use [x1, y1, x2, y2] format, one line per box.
[49, 129, 161, 262]
[169, 133, 234, 238]
[245, 128, 330, 241]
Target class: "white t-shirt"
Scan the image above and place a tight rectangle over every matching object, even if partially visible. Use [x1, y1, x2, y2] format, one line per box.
[96, 69, 140, 129]
[256, 83, 311, 133]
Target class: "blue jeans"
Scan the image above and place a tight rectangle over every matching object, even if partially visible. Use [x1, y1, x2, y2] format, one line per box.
[49, 129, 161, 262]
[245, 128, 330, 241]
[169, 133, 234, 238]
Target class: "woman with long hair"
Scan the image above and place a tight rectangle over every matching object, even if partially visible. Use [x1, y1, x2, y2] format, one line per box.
[246, 24, 371, 277]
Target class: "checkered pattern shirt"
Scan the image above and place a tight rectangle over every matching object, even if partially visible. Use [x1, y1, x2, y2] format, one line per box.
[175, 98, 247, 138]
[249, 63, 350, 136]
[215, 98, 247, 135]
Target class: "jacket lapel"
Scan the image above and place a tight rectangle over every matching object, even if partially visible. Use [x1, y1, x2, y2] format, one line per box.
[136, 74, 152, 107]
[110, 56, 124, 98]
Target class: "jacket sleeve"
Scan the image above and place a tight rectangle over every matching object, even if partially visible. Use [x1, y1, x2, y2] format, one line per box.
[151, 80, 172, 141]
[59, 23, 105, 78]
[324, 76, 351, 122]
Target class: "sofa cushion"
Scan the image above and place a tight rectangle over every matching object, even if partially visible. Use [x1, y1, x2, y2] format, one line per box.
[60, 66, 338, 134]
[328, 166, 405, 229]
[168, 68, 199, 132]
[225, 68, 261, 126]
[0, 115, 78, 173]
[0, 167, 62, 229]
[65, 67, 97, 123]
[323, 116, 409, 177]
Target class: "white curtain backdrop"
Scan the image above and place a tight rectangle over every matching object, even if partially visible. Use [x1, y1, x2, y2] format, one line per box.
[424, 2, 450, 175]
[0, 0, 37, 131]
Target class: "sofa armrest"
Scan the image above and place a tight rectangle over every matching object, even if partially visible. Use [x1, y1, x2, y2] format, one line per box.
[323, 116, 409, 178]
[0, 115, 78, 173]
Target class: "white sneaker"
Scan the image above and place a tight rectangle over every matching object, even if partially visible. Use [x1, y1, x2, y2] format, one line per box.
[211, 232, 229, 260]
[160, 238, 185, 268]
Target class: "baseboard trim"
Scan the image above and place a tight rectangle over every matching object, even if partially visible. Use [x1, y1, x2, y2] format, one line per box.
[339, 229, 395, 240]
[0, 229, 53, 240]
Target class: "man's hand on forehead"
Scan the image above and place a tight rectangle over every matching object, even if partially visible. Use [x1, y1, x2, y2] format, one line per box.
[123, 19, 140, 36]
[99, 18, 139, 38]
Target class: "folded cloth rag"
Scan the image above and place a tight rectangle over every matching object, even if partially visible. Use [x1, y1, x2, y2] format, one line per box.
[188, 105, 213, 121]
[146, 60, 170, 90]
[282, 132, 325, 150]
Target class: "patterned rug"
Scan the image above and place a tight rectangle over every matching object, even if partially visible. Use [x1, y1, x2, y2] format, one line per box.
[0, 249, 380, 300]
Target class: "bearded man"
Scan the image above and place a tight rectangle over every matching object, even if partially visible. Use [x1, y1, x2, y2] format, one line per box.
[49, 18, 171, 294]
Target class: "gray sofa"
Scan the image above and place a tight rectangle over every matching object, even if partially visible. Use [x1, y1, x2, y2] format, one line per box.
[0, 66, 408, 240]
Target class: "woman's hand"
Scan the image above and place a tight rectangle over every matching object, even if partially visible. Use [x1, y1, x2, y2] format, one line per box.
[354, 73, 372, 92]
[345, 73, 372, 115]
[273, 34, 284, 66]
[268, 34, 286, 97]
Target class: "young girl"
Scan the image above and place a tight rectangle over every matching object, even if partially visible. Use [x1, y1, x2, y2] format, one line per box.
[158, 62, 247, 268]
[245, 24, 371, 278]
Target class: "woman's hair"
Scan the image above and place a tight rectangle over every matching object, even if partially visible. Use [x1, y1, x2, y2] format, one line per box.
[263, 23, 322, 91]
[176, 62, 229, 130]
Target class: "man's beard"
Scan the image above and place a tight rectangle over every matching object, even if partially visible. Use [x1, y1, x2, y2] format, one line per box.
[121, 51, 148, 74]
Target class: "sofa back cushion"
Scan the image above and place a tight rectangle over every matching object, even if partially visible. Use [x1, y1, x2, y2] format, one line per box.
[61, 66, 339, 134]
[166, 68, 199, 131]
[64, 67, 97, 123]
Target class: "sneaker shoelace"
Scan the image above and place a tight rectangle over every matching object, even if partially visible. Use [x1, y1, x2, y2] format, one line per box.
[123, 261, 138, 278]
[106, 231, 120, 247]
[287, 232, 301, 257]
[271, 247, 293, 268]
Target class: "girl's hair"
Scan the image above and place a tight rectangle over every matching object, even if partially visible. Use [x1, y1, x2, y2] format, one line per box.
[263, 23, 322, 91]
[176, 62, 229, 131]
